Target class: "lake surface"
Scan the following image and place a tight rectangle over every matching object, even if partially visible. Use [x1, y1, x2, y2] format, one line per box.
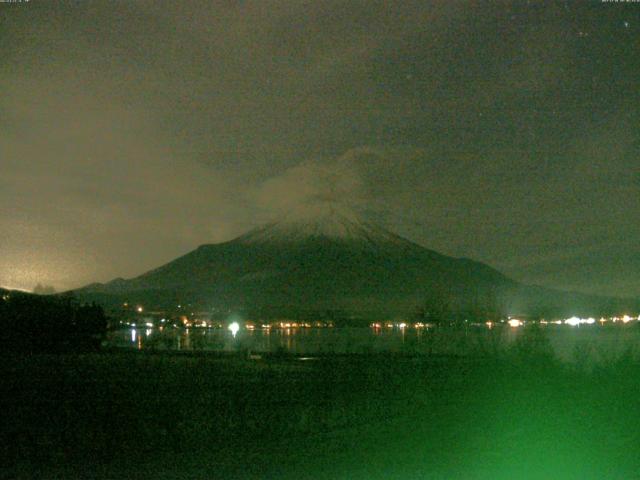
[106, 323, 640, 364]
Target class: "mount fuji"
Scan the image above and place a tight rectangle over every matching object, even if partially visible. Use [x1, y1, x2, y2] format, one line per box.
[75, 206, 637, 321]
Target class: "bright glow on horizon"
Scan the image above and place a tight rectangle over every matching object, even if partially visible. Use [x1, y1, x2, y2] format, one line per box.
[508, 319, 523, 327]
[0, 285, 32, 293]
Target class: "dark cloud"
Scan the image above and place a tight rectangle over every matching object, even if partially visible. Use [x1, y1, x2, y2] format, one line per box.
[1, 1, 639, 297]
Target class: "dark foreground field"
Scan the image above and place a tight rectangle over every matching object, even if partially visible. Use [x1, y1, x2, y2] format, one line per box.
[3, 338, 640, 479]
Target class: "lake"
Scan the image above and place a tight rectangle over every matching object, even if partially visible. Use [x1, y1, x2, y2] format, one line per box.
[106, 322, 640, 364]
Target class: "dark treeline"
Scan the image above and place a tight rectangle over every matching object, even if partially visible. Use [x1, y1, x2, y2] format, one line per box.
[0, 290, 107, 353]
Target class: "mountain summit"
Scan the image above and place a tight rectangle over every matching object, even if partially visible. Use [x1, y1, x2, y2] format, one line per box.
[237, 205, 412, 248]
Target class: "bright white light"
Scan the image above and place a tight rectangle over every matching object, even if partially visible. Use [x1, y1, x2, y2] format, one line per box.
[622, 315, 632, 324]
[228, 322, 240, 337]
[564, 316, 596, 326]
[131, 329, 136, 342]
[565, 317, 581, 327]
[398, 323, 407, 329]
[508, 319, 523, 328]
[136, 306, 143, 313]
[145, 322, 153, 328]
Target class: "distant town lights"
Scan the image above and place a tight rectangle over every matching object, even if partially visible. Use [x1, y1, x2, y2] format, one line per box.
[508, 319, 523, 328]
[565, 316, 596, 326]
[565, 317, 581, 326]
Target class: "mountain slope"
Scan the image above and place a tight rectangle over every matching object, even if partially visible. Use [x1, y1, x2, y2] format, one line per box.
[75, 209, 638, 319]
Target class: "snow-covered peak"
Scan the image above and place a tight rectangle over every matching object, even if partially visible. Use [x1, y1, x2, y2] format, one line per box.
[236, 204, 413, 248]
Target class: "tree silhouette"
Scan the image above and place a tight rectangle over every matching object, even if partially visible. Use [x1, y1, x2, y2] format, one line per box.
[33, 284, 56, 295]
[0, 291, 107, 353]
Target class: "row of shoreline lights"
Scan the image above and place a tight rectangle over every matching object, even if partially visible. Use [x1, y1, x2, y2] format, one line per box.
[129, 314, 639, 333]
[128, 308, 638, 330]
[127, 302, 638, 329]
[511, 315, 639, 327]
[370, 316, 639, 329]
[371, 316, 640, 329]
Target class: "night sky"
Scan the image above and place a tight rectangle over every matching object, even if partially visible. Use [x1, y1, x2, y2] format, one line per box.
[1, 1, 638, 297]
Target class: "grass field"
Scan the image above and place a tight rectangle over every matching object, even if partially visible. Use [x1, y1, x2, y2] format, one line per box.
[3, 336, 640, 479]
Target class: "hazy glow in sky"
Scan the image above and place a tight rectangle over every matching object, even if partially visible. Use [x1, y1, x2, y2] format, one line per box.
[1, 1, 638, 297]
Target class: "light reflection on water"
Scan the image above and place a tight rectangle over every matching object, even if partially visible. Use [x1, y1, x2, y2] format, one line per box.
[106, 324, 640, 363]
